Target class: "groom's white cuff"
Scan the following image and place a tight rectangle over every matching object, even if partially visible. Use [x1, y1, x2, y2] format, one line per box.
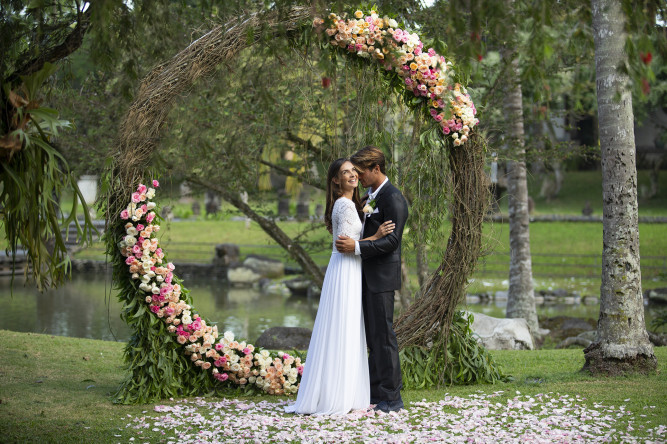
[354, 241, 361, 256]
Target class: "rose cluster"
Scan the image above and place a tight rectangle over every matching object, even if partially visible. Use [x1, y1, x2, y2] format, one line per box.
[119, 182, 303, 395]
[314, 9, 478, 146]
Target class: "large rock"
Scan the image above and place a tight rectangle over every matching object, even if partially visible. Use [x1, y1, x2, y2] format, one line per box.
[645, 287, 667, 304]
[466, 311, 534, 350]
[255, 326, 312, 351]
[540, 316, 596, 343]
[213, 244, 240, 268]
[243, 255, 285, 279]
[227, 266, 261, 287]
[284, 277, 312, 296]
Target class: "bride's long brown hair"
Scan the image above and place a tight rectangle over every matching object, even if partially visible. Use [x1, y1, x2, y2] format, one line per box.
[324, 158, 363, 234]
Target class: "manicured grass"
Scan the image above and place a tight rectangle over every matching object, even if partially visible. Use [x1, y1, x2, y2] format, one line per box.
[512, 169, 667, 216]
[0, 331, 665, 443]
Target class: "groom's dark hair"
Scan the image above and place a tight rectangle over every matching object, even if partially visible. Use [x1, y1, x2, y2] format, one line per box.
[351, 145, 386, 174]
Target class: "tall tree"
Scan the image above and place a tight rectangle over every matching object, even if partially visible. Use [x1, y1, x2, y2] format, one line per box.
[583, 0, 657, 374]
[501, 51, 539, 334]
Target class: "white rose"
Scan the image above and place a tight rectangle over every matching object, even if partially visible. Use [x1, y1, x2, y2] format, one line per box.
[156, 275, 164, 282]
[147, 201, 157, 210]
[131, 273, 139, 279]
[260, 350, 270, 358]
[223, 331, 234, 342]
[388, 18, 398, 28]
[139, 283, 151, 292]
[260, 370, 267, 377]
[124, 235, 137, 246]
[231, 363, 241, 372]
[146, 189, 156, 199]
[288, 376, 297, 384]
[248, 376, 256, 384]
[151, 285, 160, 295]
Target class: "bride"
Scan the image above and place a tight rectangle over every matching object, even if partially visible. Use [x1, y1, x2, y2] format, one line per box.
[285, 158, 394, 415]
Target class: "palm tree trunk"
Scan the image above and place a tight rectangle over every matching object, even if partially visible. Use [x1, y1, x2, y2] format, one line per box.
[502, 52, 539, 335]
[583, 0, 656, 374]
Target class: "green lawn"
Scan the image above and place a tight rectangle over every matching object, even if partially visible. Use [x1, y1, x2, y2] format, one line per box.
[0, 330, 665, 443]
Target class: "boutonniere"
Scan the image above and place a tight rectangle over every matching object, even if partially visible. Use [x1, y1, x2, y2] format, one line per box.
[362, 198, 377, 215]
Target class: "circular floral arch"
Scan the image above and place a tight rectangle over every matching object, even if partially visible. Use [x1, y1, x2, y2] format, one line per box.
[102, 6, 491, 404]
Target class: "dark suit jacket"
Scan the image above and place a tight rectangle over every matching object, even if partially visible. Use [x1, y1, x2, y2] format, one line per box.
[358, 181, 409, 293]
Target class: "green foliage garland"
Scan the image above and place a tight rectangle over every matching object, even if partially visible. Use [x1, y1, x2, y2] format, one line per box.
[401, 312, 508, 389]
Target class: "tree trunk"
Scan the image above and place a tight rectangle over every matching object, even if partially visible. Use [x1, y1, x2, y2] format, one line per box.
[502, 52, 539, 335]
[583, 0, 656, 374]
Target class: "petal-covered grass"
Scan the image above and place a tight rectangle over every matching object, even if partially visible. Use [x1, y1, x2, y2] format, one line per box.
[0, 330, 665, 443]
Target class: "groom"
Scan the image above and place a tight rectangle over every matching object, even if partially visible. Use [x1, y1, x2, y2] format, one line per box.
[335, 145, 409, 413]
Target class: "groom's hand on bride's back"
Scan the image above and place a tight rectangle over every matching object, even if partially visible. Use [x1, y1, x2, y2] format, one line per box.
[335, 235, 355, 253]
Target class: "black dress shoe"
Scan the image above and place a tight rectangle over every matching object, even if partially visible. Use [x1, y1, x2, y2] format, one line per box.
[386, 399, 404, 412]
[373, 401, 390, 412]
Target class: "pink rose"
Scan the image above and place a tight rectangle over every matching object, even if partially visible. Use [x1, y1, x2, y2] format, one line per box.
[215, 343, 223, 351]
[150, 305, 160, 314]
[428, 48, 436, 56]
[152, 180, 159, 187]
[442, 126, 451, 135]
[141, 204, 147, 213]
[243, 347, 251, 355]
[137, 184, 147, 194]
[136, 224, 145, 231]
[131, 193, 141, 203]
[120, 209, 130, 220]
[146, 212, 155, 223]
[125, 256, 135, 265]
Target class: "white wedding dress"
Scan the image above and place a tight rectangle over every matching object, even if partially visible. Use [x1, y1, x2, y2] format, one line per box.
[285, 197, 370, 415]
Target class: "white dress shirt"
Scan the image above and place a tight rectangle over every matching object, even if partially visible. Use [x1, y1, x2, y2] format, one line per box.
[354, 177, 389, 255]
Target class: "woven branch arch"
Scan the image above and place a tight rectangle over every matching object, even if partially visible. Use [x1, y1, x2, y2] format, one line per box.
[102, 6, 490, 403]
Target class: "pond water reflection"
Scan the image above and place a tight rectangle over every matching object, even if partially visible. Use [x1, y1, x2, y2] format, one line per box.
[0, 276, 661, 342]
[0, 276, 319, 343]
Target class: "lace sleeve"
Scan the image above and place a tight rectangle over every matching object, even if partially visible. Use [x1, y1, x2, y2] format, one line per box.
[334, 198, 362, 240]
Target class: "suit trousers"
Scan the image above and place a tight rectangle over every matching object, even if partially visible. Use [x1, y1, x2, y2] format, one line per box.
[361, 274, 403, 403]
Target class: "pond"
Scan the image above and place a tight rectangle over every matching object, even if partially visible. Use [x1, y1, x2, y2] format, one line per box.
[0, 275, 662, 343]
